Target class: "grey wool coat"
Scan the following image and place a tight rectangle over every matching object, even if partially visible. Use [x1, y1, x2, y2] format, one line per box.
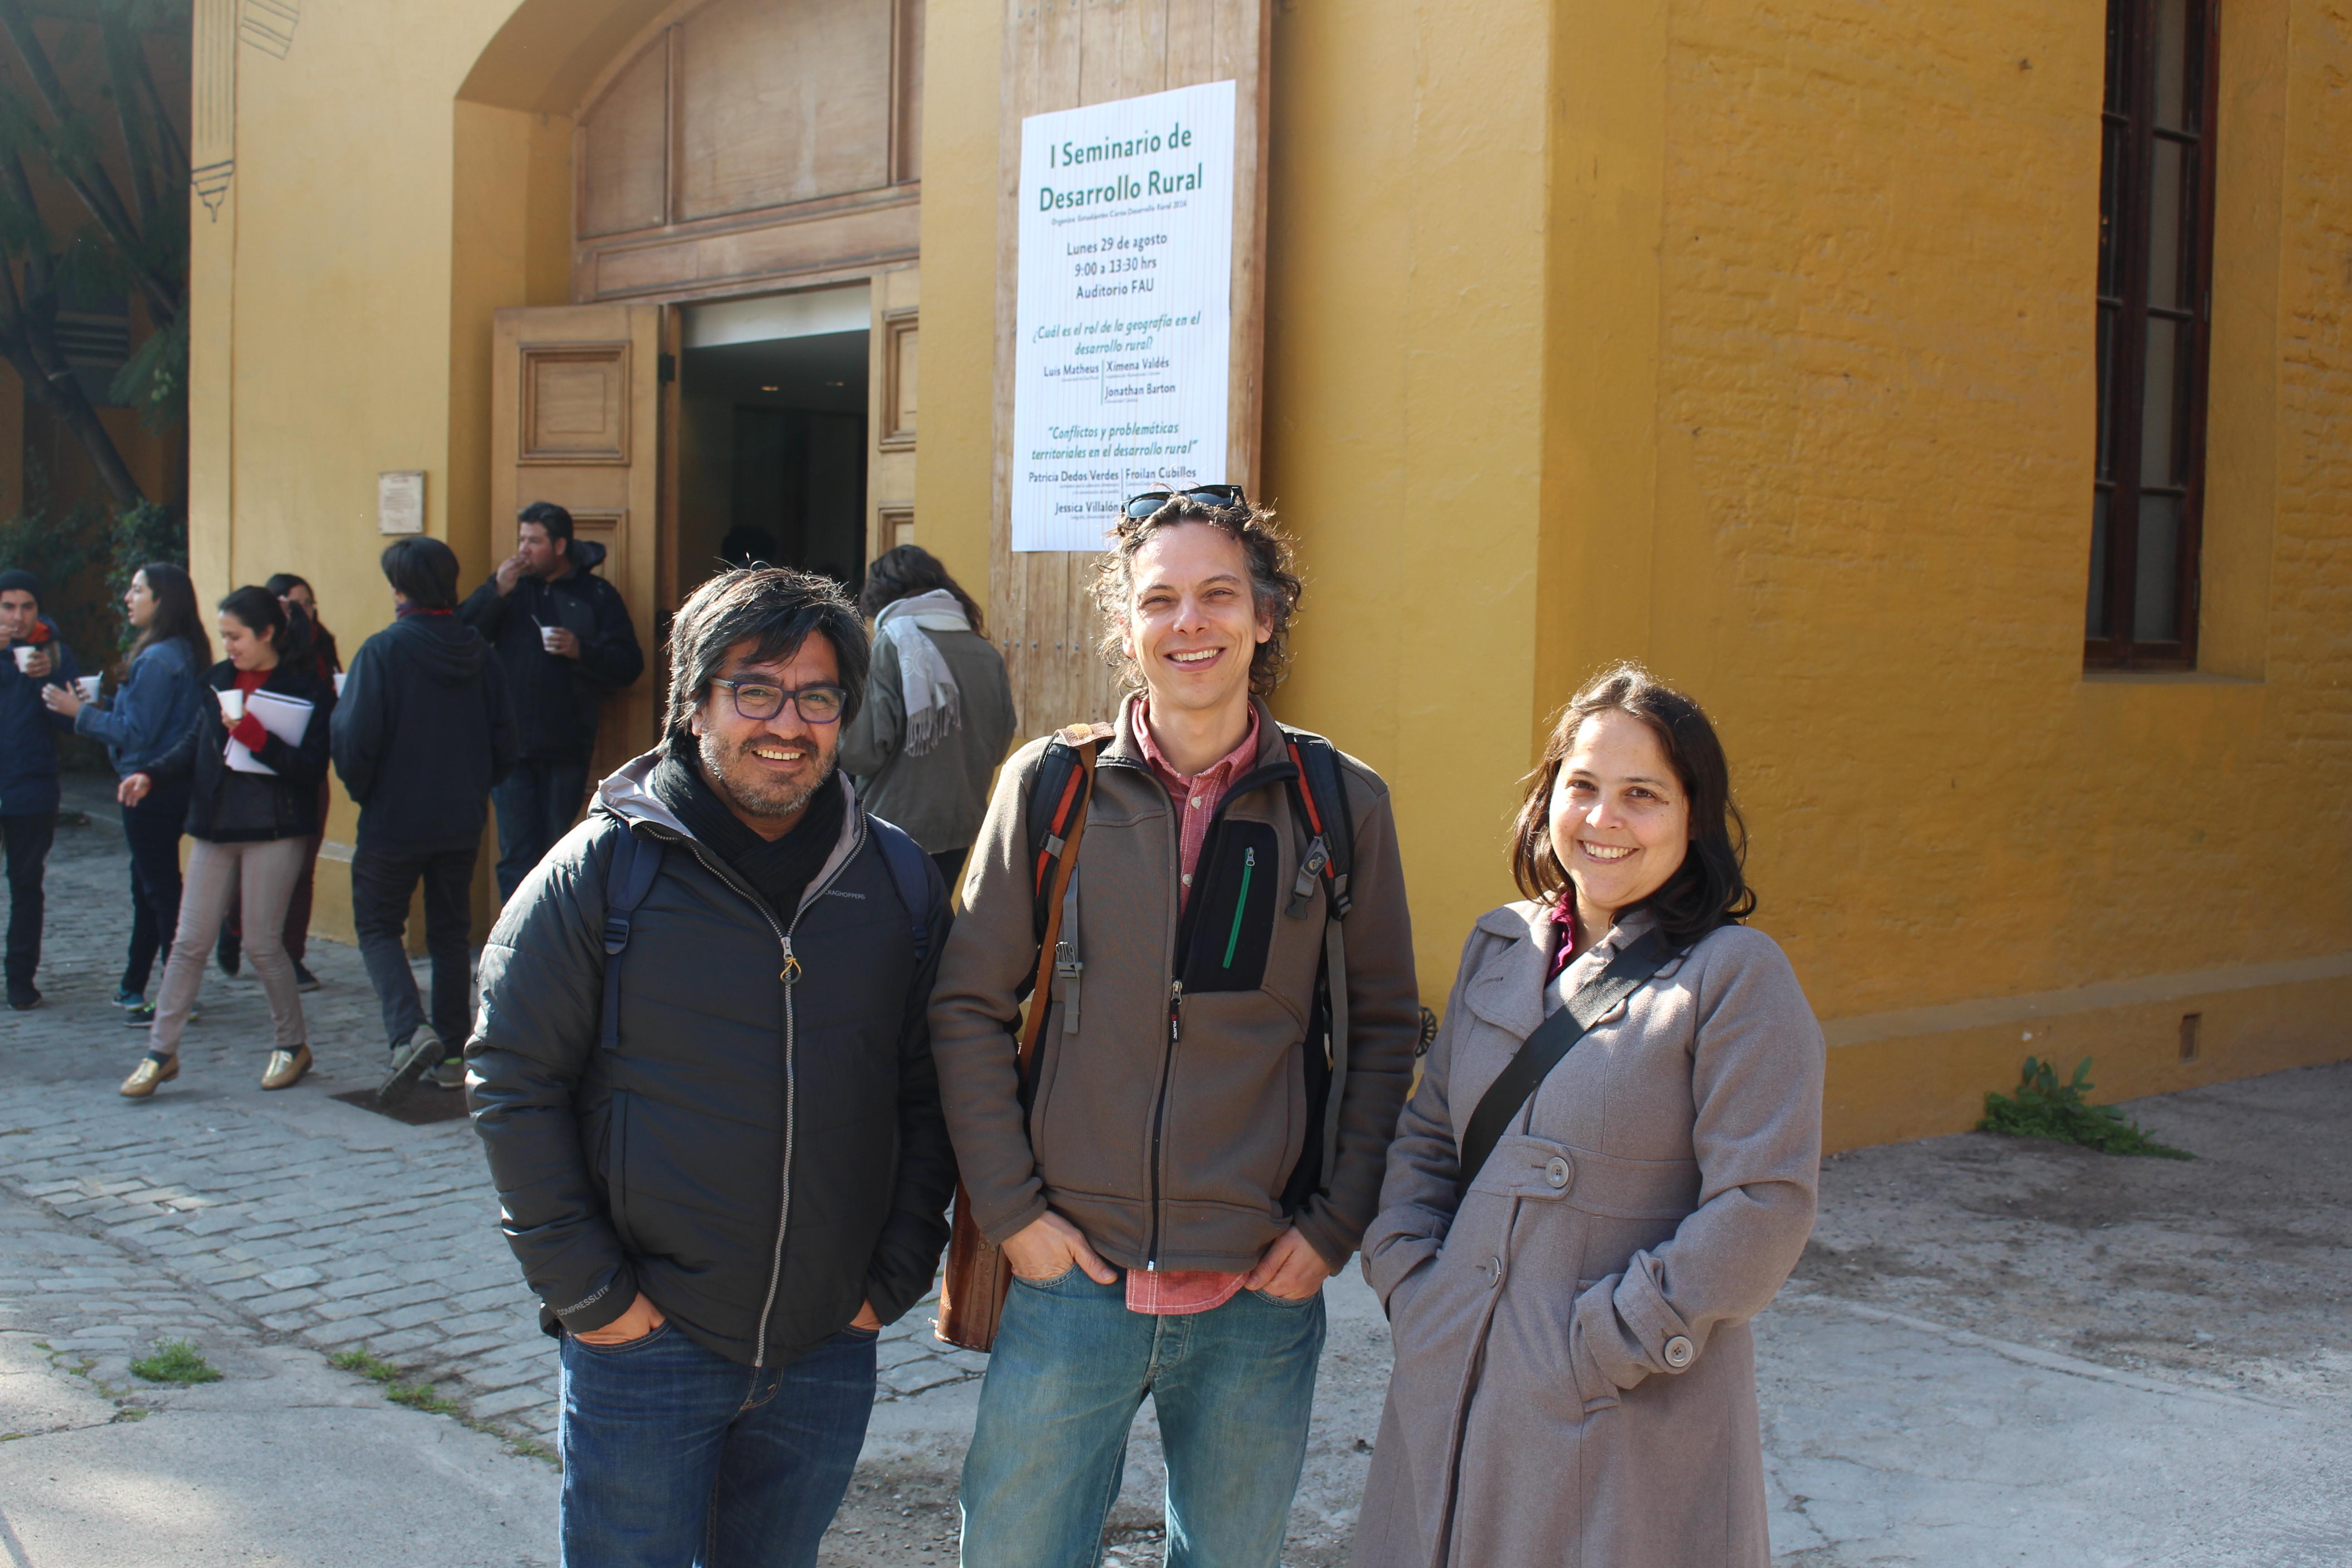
[1352, 902, 1824, 1568]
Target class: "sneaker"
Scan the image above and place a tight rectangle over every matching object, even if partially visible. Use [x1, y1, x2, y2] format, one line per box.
[6, 985, 39, 1012]
[119, 1053, 178, 1098]
[292, 960, 320, 993]
[216, 930, 241, 977]
[378, 1029, 441, 1097]
[261, 1044, 312, 1090]
[431, 1055, 466, 1092]
[113, 988, 145, 1009]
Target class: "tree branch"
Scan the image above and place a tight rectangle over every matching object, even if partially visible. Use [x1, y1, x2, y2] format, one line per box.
[0, 249, 147, 512]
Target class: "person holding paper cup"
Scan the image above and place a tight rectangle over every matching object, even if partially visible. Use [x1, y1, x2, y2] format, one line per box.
[0, 569, 82, 1010]
[45, 564, 210, 1021]
[115, 586, 338, 1098]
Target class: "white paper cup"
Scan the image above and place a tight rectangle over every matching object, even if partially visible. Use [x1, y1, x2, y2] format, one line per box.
[333, 672, 347, 697]
[217, 688, 246, 724]
[74, 675, 101, 702]
[11, 646, 33, 673]
[539, 626, 564, 653]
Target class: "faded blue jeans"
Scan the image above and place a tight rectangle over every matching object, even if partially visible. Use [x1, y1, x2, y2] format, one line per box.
[558, 1320, 878, 1568]
[958, 1270, 1327, 1568]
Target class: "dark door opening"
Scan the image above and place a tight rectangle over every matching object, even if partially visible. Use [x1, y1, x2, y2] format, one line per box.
[676, 288, 870, 601]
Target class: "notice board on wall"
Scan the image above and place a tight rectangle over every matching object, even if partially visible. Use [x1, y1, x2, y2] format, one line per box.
[1010, 81, 1237, 553]
[990, 0, 1272, 728]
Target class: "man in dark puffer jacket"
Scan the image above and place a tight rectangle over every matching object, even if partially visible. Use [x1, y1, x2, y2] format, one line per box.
[466, 566, 954, 1568]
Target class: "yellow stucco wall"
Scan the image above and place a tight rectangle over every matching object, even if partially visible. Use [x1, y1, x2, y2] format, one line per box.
[197, 0, 2348, 1144]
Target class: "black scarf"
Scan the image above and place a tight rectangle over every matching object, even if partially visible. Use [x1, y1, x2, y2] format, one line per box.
[649, 747, 846, 925]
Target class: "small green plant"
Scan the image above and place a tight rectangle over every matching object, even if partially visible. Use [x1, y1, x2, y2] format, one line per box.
[129, 1340, 222, 1385]
[1979, 1056, 2192, 1159]
[330, 1348, 399, 1382]
[386, 1380, 462, 1416]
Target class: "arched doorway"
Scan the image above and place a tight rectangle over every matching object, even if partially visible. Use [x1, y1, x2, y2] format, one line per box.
[470, 0, 924, 777]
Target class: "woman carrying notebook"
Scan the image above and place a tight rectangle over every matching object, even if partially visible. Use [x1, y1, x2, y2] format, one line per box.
[115, 586, 337, 1098]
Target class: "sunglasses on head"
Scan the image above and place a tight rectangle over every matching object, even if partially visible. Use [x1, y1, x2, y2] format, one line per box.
[1122, 485, 1249, 520]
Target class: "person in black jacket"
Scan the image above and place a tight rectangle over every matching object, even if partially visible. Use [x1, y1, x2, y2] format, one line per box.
[458, 501, 644, 901]
[467, 566, 954, 1568]
[333, 538, 517, 1093]
[0, 569, 80, 1011]
[118, 586, 337, 1098]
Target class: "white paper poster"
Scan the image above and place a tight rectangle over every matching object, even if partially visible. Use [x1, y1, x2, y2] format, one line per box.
[1010, 80, 1237, 553]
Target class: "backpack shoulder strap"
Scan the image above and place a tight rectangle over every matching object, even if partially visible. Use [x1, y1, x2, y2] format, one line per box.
[1279, 727, 1355, 920]
[867, 814, 941, 966]
[599, 826, 667, 1057]
[1025, 722, 1112, 943]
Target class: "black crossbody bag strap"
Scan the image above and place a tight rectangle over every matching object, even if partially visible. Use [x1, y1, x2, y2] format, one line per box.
[1454, 928, 1673, 1202]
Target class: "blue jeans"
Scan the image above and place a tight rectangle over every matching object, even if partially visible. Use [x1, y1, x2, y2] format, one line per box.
[959, 1271, 1327, 1568]
[493, 758, 590, 901]
[558, 1322, 878, 1568]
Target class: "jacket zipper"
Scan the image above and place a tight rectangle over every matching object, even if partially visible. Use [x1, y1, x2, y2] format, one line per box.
[662, 815, 862, 1369]
[1102, 755, 1295, 1272]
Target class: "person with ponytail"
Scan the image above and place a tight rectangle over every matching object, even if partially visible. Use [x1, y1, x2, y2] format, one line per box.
[113, 585, 337, 1097]
[44, 564, 210, 1018]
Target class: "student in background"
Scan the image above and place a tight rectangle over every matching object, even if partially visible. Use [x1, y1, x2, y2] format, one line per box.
[333, 538, 516, 1092]
[45, 564, 208, 1022]
[0, 569, 82, 1010]
[218, 571, 342, 991]
[115, 586, 336, 1098]
[840, 545, 1018, 893]
[460, 502, 645, 900]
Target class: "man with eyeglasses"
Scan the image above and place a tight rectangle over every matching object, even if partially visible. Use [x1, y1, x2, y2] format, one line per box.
[931, 489, 1422, 1566]
[467, 566, 956, 1568]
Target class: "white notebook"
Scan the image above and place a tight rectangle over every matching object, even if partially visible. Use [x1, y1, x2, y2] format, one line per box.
[225, 690, 315, 775]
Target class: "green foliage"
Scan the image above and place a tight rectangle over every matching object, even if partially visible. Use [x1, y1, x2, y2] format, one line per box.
[329, 1348, 399, 1382]
[129, 1339, 221, 1384]
[109, 308, 185, 428]
[1979, 1056, 2193, 1159]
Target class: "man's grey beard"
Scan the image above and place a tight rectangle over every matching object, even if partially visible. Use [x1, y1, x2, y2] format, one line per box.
[699, 729, 835, 824]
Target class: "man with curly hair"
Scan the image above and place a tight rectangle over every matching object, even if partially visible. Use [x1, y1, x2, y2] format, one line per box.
[930, 490, 1422, 1565]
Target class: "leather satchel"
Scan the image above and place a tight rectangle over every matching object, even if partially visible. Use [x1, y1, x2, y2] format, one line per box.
[934, 730, 1103, 1352]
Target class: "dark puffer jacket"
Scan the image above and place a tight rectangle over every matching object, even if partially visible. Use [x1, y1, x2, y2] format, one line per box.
[456, 539, 644, 763]
[466, 755, 956, 1370]
[331, 612, 518, 854]
[147, 657, 337, 843]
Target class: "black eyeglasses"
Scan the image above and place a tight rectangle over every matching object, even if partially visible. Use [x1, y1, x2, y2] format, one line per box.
[710, 678, 848, 725]
[1122, 485, 1249, 519]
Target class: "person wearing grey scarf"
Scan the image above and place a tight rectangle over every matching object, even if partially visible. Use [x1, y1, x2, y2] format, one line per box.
[842, 548, 1019, 887]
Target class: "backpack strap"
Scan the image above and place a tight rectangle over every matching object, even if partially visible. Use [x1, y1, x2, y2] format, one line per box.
[867, 815, 941, 967]
[1025, 723, 1113, 946]
[1020, 726, 1107, 1068]
[1277, 727, 1359, 1197]
[599, 828, 667, 1057]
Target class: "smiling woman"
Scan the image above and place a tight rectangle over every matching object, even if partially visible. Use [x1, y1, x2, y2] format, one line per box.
[1355, 660, 1821, 1568]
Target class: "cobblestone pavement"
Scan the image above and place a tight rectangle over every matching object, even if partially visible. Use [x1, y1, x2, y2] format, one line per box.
[0, 785, 984, 1460]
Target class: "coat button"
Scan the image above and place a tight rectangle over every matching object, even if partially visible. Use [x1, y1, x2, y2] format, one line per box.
[1663, 1334, 1695, 1370]
[1545, 1156, 1572, 1190]
[1485, 1255, 1504, 1289]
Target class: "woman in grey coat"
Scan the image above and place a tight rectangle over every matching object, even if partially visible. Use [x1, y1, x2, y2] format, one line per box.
[1355, 664, 1824, 1568]
[839, 546, 1016, 892]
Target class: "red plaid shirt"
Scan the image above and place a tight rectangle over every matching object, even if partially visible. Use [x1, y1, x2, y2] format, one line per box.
[1123, 695, 1261, 1315]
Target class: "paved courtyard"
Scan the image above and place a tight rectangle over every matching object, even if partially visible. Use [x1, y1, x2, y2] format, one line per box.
[1, 782, 2347, 1565]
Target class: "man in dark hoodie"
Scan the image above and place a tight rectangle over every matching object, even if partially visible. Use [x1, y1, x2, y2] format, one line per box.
[0, 569, 80, 1010]
[333, 537, 519, 1089]
[458, 501, 645, 900]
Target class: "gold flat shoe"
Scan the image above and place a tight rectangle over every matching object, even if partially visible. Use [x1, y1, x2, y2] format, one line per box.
[120, 1055, 179, 1098]
[260, 1044, 313, 1090]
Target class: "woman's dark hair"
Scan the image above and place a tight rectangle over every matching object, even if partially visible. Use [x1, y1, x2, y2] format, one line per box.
[1509, 662, 1754, 947]
[1091, 493, 1302, 698]
[380, 537, 461, 611]
[130, 562, 211, 670]
[263, 572, 312, 600]
[216, 583, 304, 656]
[858, 544, 985, 636]
[663, 565, 871, 750]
